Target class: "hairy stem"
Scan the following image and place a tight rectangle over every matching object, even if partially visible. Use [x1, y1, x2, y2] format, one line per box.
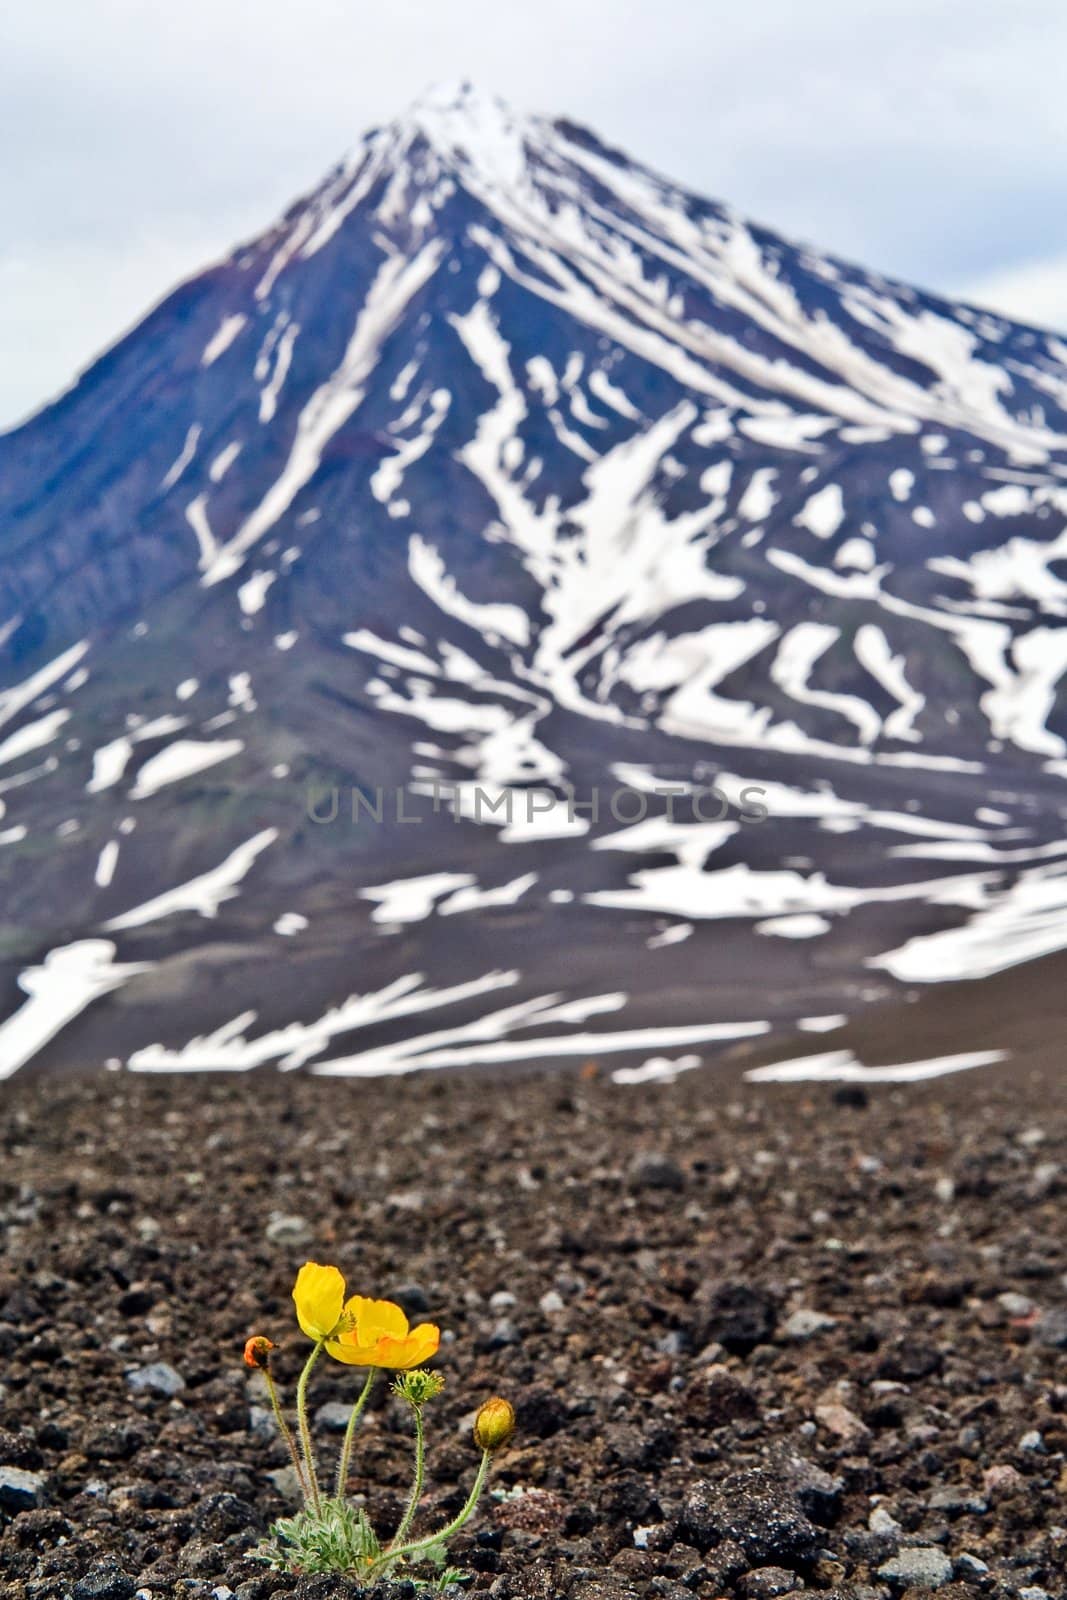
[263, 1366, 310, 1504]
[295, 1340, 325, 1510]
[387, 1404, 425, 1550]
[335, 1368, 376, 1499]
[373, 1448, 490, 1576]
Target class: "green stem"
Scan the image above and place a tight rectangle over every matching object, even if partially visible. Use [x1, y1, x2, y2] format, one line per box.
[387, 1404, 425, 1550]
[335, 1368, 376, 1499]
[295, 1340, 325, 1510]
[264, 1366, 310, 1504]
[373, 1449, 490, 1576]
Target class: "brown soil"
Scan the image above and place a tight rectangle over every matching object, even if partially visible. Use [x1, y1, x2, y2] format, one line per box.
[0, 1056, 1064, 1600]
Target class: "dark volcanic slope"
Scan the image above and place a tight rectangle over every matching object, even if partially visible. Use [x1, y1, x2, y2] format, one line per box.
[0, 1055, 1064, 1598]
[2, 84, 1067, 1079]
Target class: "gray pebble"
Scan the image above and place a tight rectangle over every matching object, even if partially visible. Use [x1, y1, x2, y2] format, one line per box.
[315, 1401, 354, 1432]
[126, 1362, 185, 1397]
[779, 1308, 837, 1341]
[877, 1546, 953, 1587]
[627, 1151, 685, 1190]
[248, 1405, 277, 1441]
[0, 1464, 48, 1513]
[265, 1465, 302, 1501]
[868, 1505, 902, 1535]
[928, 1485, 988, 1514]
[265, 1211, 313, 1248]
[1033, 1306, 1067, 1348]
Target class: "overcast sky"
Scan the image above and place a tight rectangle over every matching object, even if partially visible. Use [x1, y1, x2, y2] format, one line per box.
[3, 0, 1067, 430]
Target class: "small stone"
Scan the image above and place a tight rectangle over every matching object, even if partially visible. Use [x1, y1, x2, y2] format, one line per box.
[265, 1211, 312, 1248]
[982, 1462, 1024, 1495]
[125, 1362, 185, 1398]
[514, 1385, 567, 1438]
[814, 1403, 870, 1446]
[1033, 1307, 1067, 1348]
[248, 1405, 277, 1441]
[738, 1570, 805, 1599]
[1018, 1589, 1052, 1600]
[934, 1175, 955, 1202]
[266, 1465, 302, 1501]
[489, 1290, 517, 1312]
[539, 1290, 564, 1315]
[997, 1291, 1035, 1317]
[955, 1553, 990, 1577]
[72, 1564, 136, 1600]
[390, 1283, 430, 1317]
[868, 1506, 902, 1535]
[703, 1538, 749, 1586]
[492, 1486, 566, 1535]
[782, 1456, 842, 1523]
[679, 1470, 818, 1564]
[877, 1546, 953, 1587]
[876, 1337, 943, 1381]
[192, 1492, 260, 1541]
[1019, 1428, 1045, 1451]
[315, 1401, 353, 1432]
[698, 1282, 779, 1355]
[0, 1464, 47, 1513]
[779, 1309, 837, 1341]
[683, 1364, 757, 1428]
[627, 1152, 685, 1191]
[928, 1486, 988, 1515]
[487, 1317, 521, 1348]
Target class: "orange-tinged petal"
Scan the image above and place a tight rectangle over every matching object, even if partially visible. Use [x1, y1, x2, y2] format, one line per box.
[293, 1262, 347, 1342]
[348, 1295, 409, 1344]
[374, 1323, 441, 1370]
[401, 1323, 441, 1366]
[326, 1319, 440, 1370]
[324, 1331, 378, 1365]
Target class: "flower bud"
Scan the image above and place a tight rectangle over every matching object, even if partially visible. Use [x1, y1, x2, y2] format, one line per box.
[473, 1395, 516, 1452]
[393, 1368, 446, 1408]
[244, 1335, 275, 1370]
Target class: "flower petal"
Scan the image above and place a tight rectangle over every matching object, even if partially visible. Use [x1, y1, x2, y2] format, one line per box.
[325, 1331, 377, 1366]
[347, 1295, 409, 1344]
[293, 1262, 346, 1342]
[375, 1323, 441, 1369]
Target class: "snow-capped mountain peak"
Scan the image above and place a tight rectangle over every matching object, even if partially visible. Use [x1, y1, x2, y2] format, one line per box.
[401, 79, 535, 185]
[2, 91, 1067, 1082]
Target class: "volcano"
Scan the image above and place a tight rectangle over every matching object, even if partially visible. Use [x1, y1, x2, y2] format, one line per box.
[2, 82, 1067, 1082]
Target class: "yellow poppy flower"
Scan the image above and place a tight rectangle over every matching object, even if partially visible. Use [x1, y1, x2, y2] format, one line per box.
[292, 1263, 439, 1369]
[332, 1295, 440, 1370]
[292, 1261, 350, 1342]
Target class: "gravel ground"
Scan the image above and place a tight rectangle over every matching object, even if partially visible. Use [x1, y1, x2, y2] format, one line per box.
[0, 1058, 1064, 1600]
